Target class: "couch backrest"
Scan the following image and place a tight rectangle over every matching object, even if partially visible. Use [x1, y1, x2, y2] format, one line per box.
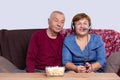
[0, 30, 2, 56]
[0, 29, 39, 69]
[0, 28, 120, 70]
[90, 29, 120, 57]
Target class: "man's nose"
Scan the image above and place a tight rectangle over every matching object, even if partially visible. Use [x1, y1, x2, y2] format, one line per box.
[57, 22, 62, 27]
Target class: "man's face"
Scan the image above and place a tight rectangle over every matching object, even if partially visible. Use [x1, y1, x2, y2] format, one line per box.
[48, 13, 65, 33]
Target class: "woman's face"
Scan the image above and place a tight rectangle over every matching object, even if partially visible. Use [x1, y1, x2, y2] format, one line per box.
[74, 18, 90, 36]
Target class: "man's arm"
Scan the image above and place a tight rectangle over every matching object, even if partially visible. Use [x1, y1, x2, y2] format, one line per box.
[26, 34, 38, 72]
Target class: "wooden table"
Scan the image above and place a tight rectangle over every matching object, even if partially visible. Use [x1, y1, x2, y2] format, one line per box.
[0, 71, 120, 80]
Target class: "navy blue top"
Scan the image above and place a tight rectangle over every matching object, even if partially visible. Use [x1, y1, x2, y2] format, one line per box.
[62, 34, 106, 72]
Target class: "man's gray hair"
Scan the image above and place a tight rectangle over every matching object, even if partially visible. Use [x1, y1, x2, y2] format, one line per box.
[49, 11, 64, 18]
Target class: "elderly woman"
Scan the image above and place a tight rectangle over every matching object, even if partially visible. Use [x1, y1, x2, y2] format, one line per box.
[62, 13, 106, 73]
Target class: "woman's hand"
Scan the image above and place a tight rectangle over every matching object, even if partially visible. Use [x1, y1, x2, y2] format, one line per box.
[85, 62, 93, 73]
[76, 65, 86, 73]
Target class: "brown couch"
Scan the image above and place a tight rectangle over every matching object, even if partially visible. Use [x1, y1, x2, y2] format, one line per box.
[0, 28, 120, 75]
[0, 29, 39, 70]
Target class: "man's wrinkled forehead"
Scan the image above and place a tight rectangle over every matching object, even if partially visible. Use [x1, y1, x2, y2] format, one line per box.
[50, 13, 65, 22]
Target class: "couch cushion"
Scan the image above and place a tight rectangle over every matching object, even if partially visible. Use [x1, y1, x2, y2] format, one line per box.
[0, 56, 17, 72]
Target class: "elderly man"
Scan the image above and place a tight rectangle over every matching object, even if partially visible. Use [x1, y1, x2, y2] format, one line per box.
[26, 11, 65, 72]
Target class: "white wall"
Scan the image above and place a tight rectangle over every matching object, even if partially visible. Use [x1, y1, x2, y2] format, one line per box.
[0, 0, 120, 32]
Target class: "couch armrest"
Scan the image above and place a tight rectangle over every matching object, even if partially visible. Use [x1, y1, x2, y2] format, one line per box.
[0, 56, 17, 72]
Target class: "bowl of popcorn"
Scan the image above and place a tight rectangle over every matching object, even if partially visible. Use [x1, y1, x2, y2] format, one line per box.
[45, 66, 65, 77]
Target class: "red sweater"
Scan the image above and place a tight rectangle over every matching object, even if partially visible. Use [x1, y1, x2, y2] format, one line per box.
[26, 29, 64, 72]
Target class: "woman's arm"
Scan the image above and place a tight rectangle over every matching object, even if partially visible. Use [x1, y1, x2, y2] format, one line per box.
[91, 62, 102, 71]
[65, 62, 78, 72]
[65, 62, 87, 73]
[94, 36, 106, 71]
[85, 62, 101, 73]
